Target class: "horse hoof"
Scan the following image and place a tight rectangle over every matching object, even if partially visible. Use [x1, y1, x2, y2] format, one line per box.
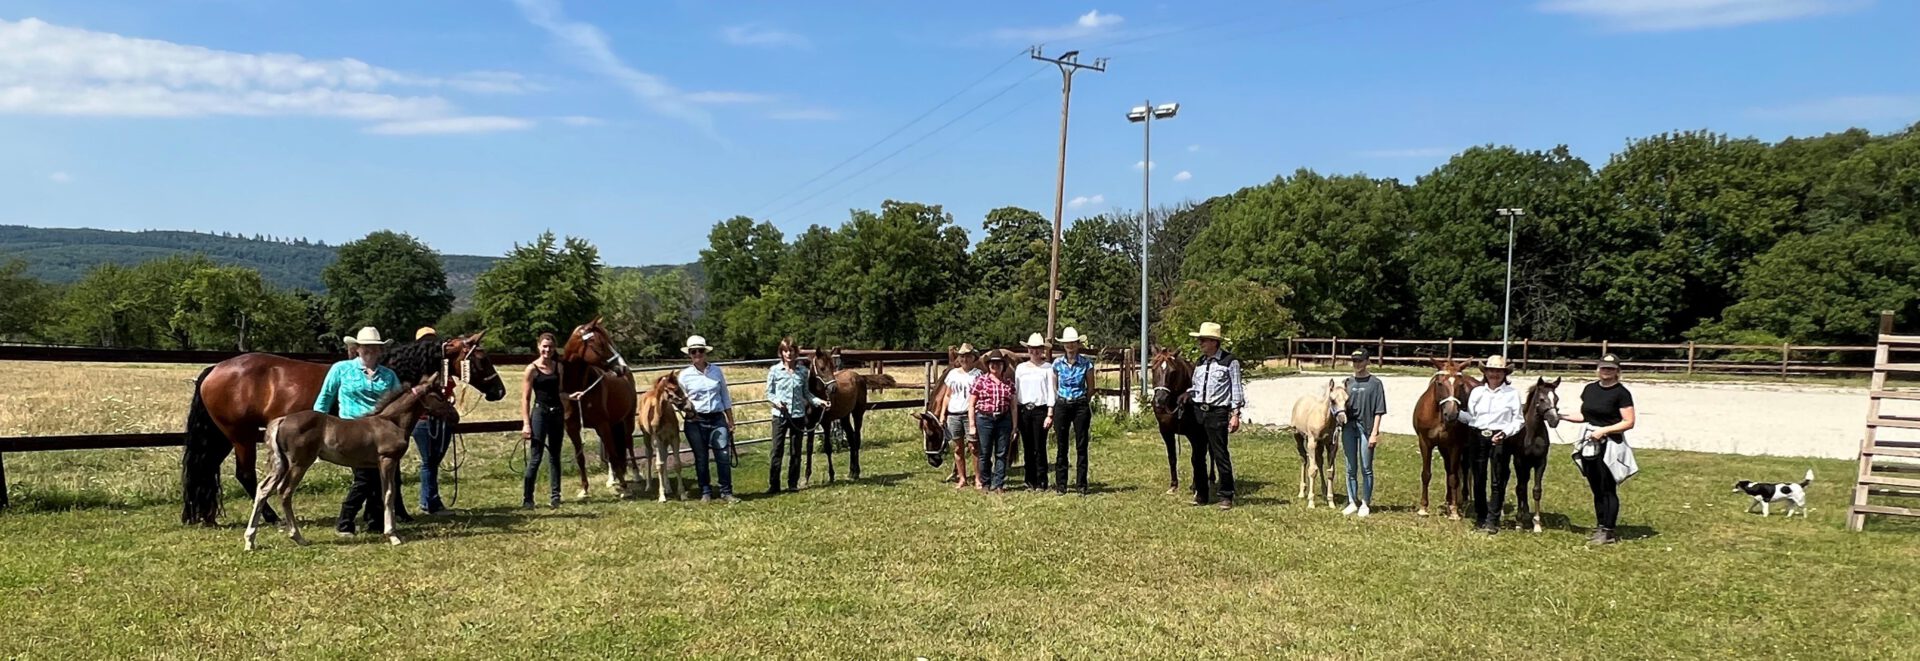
[1532, 524, 1543, 534]
[388, 536, 404, 546]
[1416, 508, 1429, 517]
[244, 537, 256, 552]
[290, 533, 309, 546]
[1448, 513, 1462, 521]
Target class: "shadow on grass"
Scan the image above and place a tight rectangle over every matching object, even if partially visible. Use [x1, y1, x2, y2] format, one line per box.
[3, 488, 178, 514]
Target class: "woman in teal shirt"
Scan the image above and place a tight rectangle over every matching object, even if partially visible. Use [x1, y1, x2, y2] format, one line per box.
[765, 337, 828, 494]
[319, 326, 402, 536]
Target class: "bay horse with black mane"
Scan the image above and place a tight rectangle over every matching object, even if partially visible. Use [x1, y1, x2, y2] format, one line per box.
[1508, 377, 1562, 532]
[182, 332, 507, 526]
[803, 347, 895, 486]
[1149, 347, 1197, 494]
[561, 318, 640, 499]
[1413, 358, 1479, 519]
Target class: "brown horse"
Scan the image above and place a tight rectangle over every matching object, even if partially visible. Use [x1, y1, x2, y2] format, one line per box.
[1413, 358, 1480, 519]
[182, 333, 506, 526]
[803, 347, 896, 486]
[635, 372, 690, 502]
[1509, 377, 1562, 532]
[1149, 347, 1196, 494]
[244, 380, 456, 550]
[561, 318, 639, 498]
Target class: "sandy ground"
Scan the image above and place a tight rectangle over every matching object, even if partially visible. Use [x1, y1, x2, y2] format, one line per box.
[1239, 373, 1914, 460]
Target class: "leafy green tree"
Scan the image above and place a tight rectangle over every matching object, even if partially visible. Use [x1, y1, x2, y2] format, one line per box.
[472, 231, 603, 350]
[697, 216, 786, 340]
[1155, 278, 1300, 359]
[1701, 224, 1920, 344]
[1150, 199, 1215, 313]
[0, 259, 55, 341]
[764, 225, 858, 348]
[170, 265, 280, 350]
[1058, 213, 1141, 348]
[600, 269, 699, 357]
[57, 256, 213, 348]
[1803, 122, 1920, 230]
[972, 206, 1048, 291]
[322, 231, 454, 339]
[919, 206, 1049, 348]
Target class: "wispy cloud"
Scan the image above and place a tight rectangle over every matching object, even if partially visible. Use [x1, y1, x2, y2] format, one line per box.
[685, 90, 777, 105]
[767, 108, 842, 121]
[992, 10, 1124, 43]
[1187, 144, 1200, 153]
[1537, 0, 1864, 32]
[512, 0, 721, 136]
[555, 115, 604, 126]
[721, 24, 810, 50]
[1355, 147, 1454, 159]
[0, 17, 529, 125]
[364, 116, 535, 135]
[1748, 94, 1920, 123]
[1172, 170, 1192, 182]
[1067, 193, 1105, 209]
[48, 171, 71, 184]
[1133, 160, 1155, 171]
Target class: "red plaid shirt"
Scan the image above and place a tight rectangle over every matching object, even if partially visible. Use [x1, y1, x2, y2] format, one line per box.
[972, 373, 1013, 414]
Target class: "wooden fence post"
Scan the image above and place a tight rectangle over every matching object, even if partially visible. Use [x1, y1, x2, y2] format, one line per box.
[1601, 340, 1609, 358]
[1686, 342, 1696, 375]
[923, 359, 934, 407]
[1287, 338, 1296, 368]
[1781, 342, 1791, 380]
[0, 450, 8, 510]
[1120, 349, 1133, 416]
[1332, 336, 1341, 365]
[1377, 337, 1386, 364]
[1446, 337, 1455, 361]
[1521, 338, 1531, 373]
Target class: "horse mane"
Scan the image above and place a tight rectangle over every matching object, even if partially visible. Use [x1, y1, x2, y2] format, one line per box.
[382, 340, 443, 384]
[369, 385, 417, 416]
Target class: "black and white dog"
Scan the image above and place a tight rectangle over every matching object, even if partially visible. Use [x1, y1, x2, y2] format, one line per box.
[1734, 469, 1814, 518]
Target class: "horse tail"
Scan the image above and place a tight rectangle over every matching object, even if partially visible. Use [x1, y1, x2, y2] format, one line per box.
[180, 365, 230, 526]
[863, 374, 898, 391]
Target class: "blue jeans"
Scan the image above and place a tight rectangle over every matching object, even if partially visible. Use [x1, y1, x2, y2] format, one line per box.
[684, 413, 733, 497]
[524, 405, 563, 504]
[412, 419, 450, 511]
[1342, 416, 1376, 505]
[975, 411, 1012, 490]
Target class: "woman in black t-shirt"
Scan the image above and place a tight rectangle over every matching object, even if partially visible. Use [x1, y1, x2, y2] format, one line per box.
[1558, 353, 1637, 545]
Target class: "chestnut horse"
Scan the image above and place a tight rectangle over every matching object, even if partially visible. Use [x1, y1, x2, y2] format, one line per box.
[1149, 347, 1196, 494]
[1509, 377, 1562, 532]
[182, 333, 506, 526]
[561, 318, 640, 499]
[803, 347, 896, 486]
[635, 372, 690, 502]
[1414, 358, 1479, 519]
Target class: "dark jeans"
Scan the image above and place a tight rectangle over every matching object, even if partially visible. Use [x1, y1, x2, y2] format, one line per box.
[770, 415, 806, 491]
[1466, 430, 1512, 527]
[1189, 404, 1236, 501]
[684, 412, 733, 497]
[1018, 405, 1050, 488]
[975, 411, 1012, 490]
[413, 418, 451, 512]
[524, 405, 563, 505]
[1052, 397, 1091, 491]
[1580, 455, 1621, 530]
[337, 467, 387, 534]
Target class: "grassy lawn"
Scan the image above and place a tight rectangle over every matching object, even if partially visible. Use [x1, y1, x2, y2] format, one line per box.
[3, 364, 1918, 658]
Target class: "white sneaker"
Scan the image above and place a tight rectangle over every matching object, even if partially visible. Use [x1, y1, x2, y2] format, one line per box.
[1358, 503, 1372, 518]
[1341, 502, 1359, 516]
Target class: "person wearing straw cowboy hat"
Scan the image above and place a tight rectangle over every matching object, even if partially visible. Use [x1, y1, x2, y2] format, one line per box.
[1014, 333, 1056, 490]
[1459, 355, 1524, 534]
[678, 334, 739, 504]
[318, 327, 405, 535]
[1050, 327, 1096, 495]
[1179, 322, 1245, 509]
[937, 343, 983, 488]
[409, 326, 459, 515]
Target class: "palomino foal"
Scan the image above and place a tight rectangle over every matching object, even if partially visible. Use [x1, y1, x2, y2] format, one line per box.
[1289, 378, 1349, 508]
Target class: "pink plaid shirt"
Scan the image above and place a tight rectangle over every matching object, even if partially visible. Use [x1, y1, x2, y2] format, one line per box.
[972, 373, 1013, 414]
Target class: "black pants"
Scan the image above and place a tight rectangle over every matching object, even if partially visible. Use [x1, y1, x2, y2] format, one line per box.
[1018, 405, 1050, 488]
[1052, 398, 1091, 491]
[338, 467, 389, 533]
[769, 415, 806, 491]
[1466, 432, 1512, 527]
[524, 405, 563, 505]
[1580, 455, 1621, 530]
[1189, 404, 1236, 501]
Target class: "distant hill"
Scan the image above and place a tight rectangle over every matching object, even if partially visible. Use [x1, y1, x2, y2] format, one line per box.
[0, 225, 698, 306]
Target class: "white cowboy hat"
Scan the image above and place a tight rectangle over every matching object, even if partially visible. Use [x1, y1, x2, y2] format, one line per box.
[1187, 322, 1228, 342]
[1056, 327, 1088, 345]
[1022, 332, 1048, 348]
[681, 335, 714, 354]
[1482, 355, 1512, 371]
[342, 326, 390, 347]
[955, 343, 979, 356]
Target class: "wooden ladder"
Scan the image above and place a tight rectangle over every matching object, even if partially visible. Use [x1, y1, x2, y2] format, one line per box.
[1848, 311, 1920, 531]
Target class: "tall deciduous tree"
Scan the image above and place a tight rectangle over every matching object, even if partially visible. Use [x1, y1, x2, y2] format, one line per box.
[472, 231, 602, 350]
[0, 259, 54, 341]
[322, 231, 454, 339]
[1703, 224, 1920, 344]
[600, 269, 699, 357]
[1058, 212, 1141, 348]
[1155, 278, 1300, 359]
[698, 216, 786, 340]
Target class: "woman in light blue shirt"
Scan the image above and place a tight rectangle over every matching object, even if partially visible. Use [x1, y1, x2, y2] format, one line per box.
[766, 337, 827, 494]
[318, 326, 402, 536]
[679, 335, 737, 503]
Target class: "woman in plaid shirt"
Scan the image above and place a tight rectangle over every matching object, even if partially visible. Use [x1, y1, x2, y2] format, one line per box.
[968, 352, 1017, 493]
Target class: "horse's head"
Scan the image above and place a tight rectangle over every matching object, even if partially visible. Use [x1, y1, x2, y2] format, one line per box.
[1528, 377, 1563, 429]
[419, 388, 460, 423]
[1326, 377, 1350, 413]
[1150, 347, 1191, 412]
[913, 410, 945, 465]
[1427, 358, 1476, 421]
[652, 372, 689, 412]
[444, 331, 507, 402]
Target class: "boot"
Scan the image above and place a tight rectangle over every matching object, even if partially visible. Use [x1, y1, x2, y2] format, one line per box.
[1588, 527, 1612, 546]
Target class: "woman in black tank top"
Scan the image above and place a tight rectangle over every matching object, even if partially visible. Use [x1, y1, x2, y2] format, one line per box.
[1558, 353, 1637, 545]
[521, 333, 566, 508]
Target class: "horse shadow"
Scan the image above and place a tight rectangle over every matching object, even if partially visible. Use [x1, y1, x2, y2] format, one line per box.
[1566, 520, 1661, 541]
[1083, 483, 1142, 496]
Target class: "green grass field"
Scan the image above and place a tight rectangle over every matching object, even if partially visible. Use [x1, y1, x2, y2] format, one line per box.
[2, 363, 1918, 659]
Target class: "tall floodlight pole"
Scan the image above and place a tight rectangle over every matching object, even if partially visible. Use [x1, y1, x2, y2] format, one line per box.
[1496, 207, 1525, 357]
[1032, 47, 1106, 343]
[1128, 101, 1178, 402]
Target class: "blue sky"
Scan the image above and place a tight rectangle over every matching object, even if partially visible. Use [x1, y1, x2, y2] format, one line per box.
[4, 0, 1917, 266]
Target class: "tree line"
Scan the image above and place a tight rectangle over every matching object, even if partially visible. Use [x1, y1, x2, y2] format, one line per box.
[3, 123, 1913, 357]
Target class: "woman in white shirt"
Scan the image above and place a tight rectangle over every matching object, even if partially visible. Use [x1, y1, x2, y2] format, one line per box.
[1013, 333, 1056, 491]
[937, 344, 982, 489]
[1459, 355, 1523, 534]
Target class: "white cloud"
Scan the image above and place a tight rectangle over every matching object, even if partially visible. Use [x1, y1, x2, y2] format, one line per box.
[48, 171, 71, 184]
[992, 10, 1125, 42]
[1355, 147, 1454, 158]
[1537, 0, 1864, 32]
[1172, 170, 1192, 182]
[555, 115, 604, 126]
[768, 108, 842, 121]
[685, 90, 777, 105]
[364, 116, 535, 135]
[1133, 160, 1155, 171]
[1748, 94, 1920, 123]
[721, 24, 810, 49]
[512, 0, 720, 135]
[443, 71, 537, 95]
[1186, 144, 1200, 153]
[1067, 193, 1105, 209]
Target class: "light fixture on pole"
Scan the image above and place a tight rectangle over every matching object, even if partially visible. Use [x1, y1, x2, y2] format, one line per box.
[1128, 101, 1177, 404]
[1495, 207, 1525, 358]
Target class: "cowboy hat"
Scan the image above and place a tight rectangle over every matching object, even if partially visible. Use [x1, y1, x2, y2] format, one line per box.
[985, 351, 1008, 362]
[1022, 332, 1048, 348]
[681, 335, 714, 354]
[342, 326, 390, 347]
[414, 326, 437, 340]
[1056, 327, 1088, 345]
[1482, 355, 1512, 372]
[1187, 322, 1228, 342]
[955, 343, 979, 355]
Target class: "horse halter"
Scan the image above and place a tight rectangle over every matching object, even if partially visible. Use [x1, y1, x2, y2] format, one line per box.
[1431, 371, 1464, 408]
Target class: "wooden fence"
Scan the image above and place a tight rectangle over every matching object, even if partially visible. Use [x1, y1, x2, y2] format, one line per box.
[1285, 336, 1879, 378]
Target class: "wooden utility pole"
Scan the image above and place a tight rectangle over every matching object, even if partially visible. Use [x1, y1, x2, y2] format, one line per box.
[1033, 47, 1106, 342]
